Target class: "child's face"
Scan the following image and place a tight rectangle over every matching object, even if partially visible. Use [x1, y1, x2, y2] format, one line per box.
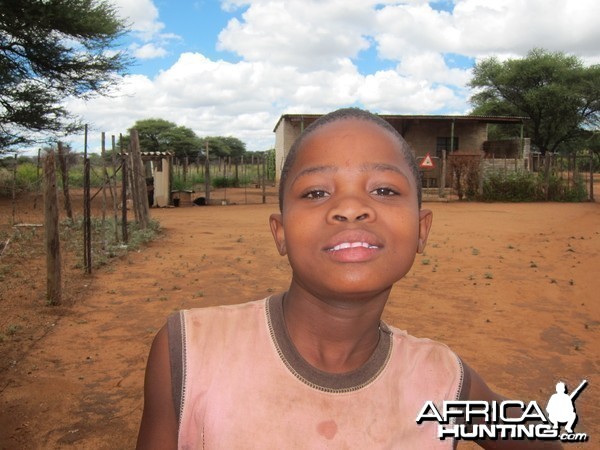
[270, 118, 432, 300]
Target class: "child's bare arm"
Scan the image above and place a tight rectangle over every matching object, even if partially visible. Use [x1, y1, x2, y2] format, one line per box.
[464, 361, 563, 450]
[136, 326, 178, 450]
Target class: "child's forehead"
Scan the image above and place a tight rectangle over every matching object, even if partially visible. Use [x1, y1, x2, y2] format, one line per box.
[295, 118, 406, 164]
[308, 117, 391, 138]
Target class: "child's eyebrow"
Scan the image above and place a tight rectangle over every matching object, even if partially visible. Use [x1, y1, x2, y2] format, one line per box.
[364, 163, 406, 175]
[291, 162, 409, 187]
[290, 165, 337, 186]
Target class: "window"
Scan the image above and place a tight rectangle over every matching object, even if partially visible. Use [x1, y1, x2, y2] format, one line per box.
[436, 137, 459, 158]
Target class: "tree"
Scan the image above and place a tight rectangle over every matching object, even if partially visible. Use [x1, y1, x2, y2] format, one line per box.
[201, 136, 246, 160]
[469, 49, 600, 155]
[221, 136, 246, 161]
[0, 0, 130, 150]
[128, 119, 202, 158]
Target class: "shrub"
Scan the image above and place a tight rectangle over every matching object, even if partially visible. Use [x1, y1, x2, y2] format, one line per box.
[448, 153, 481, 201]
[482, 171, 539, 201]
[211, 176, 237, 188]
[481, 170, 588, 202]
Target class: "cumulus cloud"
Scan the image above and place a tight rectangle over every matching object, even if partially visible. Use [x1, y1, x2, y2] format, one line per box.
[63, 0, 600, 153]
[112, 0, 165, 38]
[217, 0, 376, 71]
[112, 0, 179, 61]
[131, 43, 168, 59]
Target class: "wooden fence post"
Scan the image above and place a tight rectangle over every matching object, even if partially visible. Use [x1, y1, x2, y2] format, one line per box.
[109, 135, 119, 242]
[11, 153, 16, 225]
[44, 151, 62, 305]
[33, 148, 41, 210]
[120, 134, 128, 243]
[57, 142, 73, 222]
[129, 129, 150, 228]
[83, 125, 92, 274]
[83, 156, 92, 274]
[478, 153, 485, 197]
[439, 150, 447, 198]
[101, 133, 107, 241]
[204, 141, 211, 204]
[590, 152, 595, 202]
[262, 155, 266, 204]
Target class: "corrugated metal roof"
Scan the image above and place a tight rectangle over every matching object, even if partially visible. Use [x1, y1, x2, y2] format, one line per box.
[274, 113, 528, 131]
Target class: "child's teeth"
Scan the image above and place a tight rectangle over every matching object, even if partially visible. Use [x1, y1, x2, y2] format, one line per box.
[331, 242, 376, 251]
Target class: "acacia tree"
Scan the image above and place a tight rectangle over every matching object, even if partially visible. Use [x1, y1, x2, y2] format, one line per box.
[128, 119, 202, 158]
[470, 49, 600, 155]
[0, 0, 130, 150]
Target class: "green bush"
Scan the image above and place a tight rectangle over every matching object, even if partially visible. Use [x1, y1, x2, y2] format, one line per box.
[171, 172, 205, 191]
[545, 173, 588, 201]
[65, 162, 107, 188]
[481, 170, 588, 202]
[0, 162, 42, 194]
[211, 176, 237, 188]
[482, 171, 538, 201]
[62, 217, 161, 269]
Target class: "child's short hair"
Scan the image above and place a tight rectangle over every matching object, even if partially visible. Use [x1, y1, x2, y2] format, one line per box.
[278, 108, 422, 211]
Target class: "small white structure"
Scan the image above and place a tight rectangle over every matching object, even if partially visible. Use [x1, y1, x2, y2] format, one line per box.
[141, 152, 173, 207]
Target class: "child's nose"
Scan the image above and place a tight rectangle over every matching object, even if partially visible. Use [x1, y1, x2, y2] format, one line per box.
[327, 196, 375, 223]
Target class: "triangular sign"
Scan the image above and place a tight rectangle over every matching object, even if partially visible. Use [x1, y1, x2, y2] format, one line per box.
[419, 153, 435, 168]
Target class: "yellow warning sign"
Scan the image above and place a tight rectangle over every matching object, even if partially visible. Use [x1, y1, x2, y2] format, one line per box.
[419, 153, 435, 169]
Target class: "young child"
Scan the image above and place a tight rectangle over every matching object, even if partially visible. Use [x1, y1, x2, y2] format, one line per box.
[137, 108, 562, 449]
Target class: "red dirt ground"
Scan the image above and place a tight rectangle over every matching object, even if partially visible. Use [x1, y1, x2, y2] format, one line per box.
[0, 189, 598, 449]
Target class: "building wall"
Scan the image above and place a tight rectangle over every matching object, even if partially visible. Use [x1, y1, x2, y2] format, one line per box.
[275, 118, 313, 182]
[401, 120, 487, 156]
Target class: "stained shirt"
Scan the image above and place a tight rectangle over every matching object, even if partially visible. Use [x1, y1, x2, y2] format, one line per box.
[168, 294, 465, 449]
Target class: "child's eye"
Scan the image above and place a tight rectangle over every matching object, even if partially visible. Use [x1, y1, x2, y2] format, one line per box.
[371, 187, 399, 196]
[302, 190, 329, 199]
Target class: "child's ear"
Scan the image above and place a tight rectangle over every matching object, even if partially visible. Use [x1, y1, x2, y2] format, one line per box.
[417, 209, 433, 254]
[269, 213, 287, 256]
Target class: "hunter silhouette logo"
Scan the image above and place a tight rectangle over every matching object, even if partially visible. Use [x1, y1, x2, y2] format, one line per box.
[546, 380, 587, 434]
[416, 379, 589, 443]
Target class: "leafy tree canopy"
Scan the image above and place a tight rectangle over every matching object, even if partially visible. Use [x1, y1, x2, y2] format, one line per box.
[128, 118, 202, 158]
[469, 48, 600, 154]
[210, 136, 246, 159]
[129, 118, 249, 160]
[196, 136, 248, 160]
[0, 0, 130, 151]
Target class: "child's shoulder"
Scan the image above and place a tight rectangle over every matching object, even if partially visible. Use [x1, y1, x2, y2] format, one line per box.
[384, 322, 462, 370]
[385, 322, 455, 349]
[177, 297, 268, 319]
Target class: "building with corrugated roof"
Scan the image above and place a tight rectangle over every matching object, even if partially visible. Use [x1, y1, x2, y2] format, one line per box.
[273, 113, 527, 185]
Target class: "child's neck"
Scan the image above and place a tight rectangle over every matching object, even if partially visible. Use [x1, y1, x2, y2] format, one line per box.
[283, 284, 390, 374]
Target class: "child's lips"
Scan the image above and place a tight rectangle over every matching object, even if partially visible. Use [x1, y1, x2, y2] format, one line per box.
[323, 231, 383, 262]
[328, 241, 379, 252]
[324, 230, 382, 250]
[325, 241, 381, 263]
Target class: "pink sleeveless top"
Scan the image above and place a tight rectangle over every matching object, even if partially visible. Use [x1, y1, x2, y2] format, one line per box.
[168, 294, 466, 449]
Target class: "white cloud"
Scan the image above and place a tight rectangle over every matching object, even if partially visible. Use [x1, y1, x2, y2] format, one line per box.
[356, 70, 461, 114]
[453, 0, 600, 57]
[112, 0, 165, 38]
[396, 52, 471, 86]
[112, 0, 180, 62]
[217, 0, 376, 71]
[131, 43, 168, 59]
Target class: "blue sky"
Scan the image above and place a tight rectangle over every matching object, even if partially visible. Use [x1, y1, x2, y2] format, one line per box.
[63, 0, 600, 153]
